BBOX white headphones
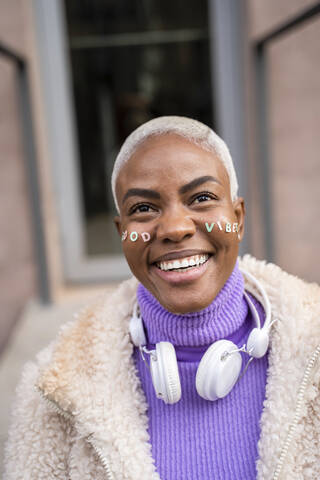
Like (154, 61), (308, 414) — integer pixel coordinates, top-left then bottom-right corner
(129, 268), (276, 404)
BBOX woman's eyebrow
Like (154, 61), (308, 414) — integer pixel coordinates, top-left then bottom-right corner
(122, 188), (161, 205)
(179, 175), (222, 194)
(122, 176), (222, 205)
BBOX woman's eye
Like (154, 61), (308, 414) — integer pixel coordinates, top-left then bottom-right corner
(130, 204), (154, 214)
(192, 193), (217, 204)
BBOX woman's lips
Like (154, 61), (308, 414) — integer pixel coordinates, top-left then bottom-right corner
(150, 255), (212, 284)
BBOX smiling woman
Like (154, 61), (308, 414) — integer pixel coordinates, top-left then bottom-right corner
(4, 116), (320, 480)
(113, 127), (245, 314)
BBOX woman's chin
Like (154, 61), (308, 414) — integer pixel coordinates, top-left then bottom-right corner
(156, 293), (214, 315)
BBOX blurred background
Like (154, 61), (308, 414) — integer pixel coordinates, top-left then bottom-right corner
(0, 0), (320, 470)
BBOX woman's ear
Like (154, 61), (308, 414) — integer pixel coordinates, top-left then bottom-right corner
(232, 197), (245, 240)
(114, 215), (122, 237)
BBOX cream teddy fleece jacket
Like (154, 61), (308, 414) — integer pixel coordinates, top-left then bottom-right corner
(3, 254), (320, 480)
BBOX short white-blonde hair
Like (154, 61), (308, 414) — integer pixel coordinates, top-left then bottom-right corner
(111, 115), (238, 213)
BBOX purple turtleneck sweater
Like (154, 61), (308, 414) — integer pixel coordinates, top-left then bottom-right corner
(133, 260), (269, 479)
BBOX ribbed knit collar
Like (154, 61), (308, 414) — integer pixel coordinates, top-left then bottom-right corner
(136, 259), (249, 347)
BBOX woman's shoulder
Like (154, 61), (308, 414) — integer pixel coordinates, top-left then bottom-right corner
(27, 276), (139, 416)
(239, 253), (320, 301)
(239, 253), (320, 350)
(3, 337), (78, 479)
(9, 275), (139, 419)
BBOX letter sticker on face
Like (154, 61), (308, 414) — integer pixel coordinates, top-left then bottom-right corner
(121, 230), (128, 241)
(129, 231), (138, 242)
(205, 222), (215, 233)
(141, 232), (151, 242)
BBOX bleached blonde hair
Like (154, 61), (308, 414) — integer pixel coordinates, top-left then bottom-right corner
(111, 116), (238, 213)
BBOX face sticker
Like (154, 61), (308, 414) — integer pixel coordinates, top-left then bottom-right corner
(129, 231), (139, 242)
(141, 232), (151, 242)
(205, 221), (239, 233)
(122, 221), (239, 244)
(121, 230), (151, 242)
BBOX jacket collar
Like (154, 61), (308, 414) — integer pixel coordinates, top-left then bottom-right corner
(35, 254), (320, 480)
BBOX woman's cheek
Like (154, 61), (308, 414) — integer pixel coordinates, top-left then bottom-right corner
(121, 225), (153, 264)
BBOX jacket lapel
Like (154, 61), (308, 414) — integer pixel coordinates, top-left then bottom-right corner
(36, 276), (160, 480)
(239, 254), (320, 480)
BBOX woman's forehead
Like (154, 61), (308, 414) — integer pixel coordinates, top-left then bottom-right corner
(119, 133), (230, 184)
(115, 134), (231, 208)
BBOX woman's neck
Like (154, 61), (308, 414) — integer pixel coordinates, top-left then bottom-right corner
(136, 260), (249, 347)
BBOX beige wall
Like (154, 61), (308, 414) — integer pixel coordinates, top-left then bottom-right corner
(0, 0), (70, 355)
(0, 0), (37, 354)
(246, 0), (320, 283)
(248, 0), (319, 40)
(0, 1), (111, 356)
(268, 15), (320, 281)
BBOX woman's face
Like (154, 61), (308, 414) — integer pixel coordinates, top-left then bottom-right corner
(114, 134), (245, 314)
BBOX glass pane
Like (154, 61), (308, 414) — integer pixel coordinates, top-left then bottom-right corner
(65, 0), (208, 36)
(64, 0), (214, 256)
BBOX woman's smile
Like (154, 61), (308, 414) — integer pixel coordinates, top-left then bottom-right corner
(150, 252), (213, 284)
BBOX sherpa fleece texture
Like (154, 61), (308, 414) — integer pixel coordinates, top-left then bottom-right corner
(3, 254), (320, 480)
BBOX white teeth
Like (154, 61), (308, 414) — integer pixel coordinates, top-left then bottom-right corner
(156, 254), (209, 271)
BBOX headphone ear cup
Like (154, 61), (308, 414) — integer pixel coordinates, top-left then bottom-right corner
(150, 342), (181, 404)
(129, 308), (147, 347)
(246, 328), (269, 358)
(196, 340), (242, 401)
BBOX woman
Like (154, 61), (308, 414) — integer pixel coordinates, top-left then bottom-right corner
(4, 116), (320, 480)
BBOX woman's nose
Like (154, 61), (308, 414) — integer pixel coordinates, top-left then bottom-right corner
(156, 207), (196, 243)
